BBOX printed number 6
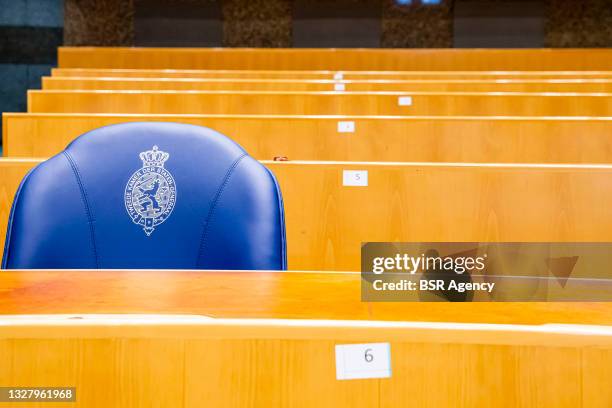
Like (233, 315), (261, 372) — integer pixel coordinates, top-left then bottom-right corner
(364, 348), (374, 363)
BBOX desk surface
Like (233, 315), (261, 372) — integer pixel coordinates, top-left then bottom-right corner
(1, 270), (611, 407)
(1, 270), (612, 326)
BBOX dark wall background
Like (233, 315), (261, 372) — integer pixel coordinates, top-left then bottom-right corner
(62, 0), (612, 48)
(546, 0), (612, 47)
(134, 0), (222, 46)
(382, 0), (453, 48)
(64, 0), (133, 45)
(224, 0), (292, 47)
(0, 0), (63, 134)
(293, 0), (381, 48)
(454, 1), (546, 48)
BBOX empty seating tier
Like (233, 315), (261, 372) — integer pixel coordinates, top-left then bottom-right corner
(1, 159), (612, 271)
(41, 77), (612, 92)
(51, 67), (612, 80)
(26, 90), (612, 116)
(4, 113), (612, 163)
(58, 47), (612, 70)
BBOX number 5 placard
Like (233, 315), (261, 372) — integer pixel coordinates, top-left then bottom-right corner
(335, 343), (391, 380)
(342, 170), (368, 186)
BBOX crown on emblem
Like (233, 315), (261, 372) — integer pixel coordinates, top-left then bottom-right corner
(140, 145), (169, 167)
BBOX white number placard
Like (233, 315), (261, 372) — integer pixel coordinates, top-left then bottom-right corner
(334, 83), (346, 91)
(335, 343), (391, 380)
(398, 96), (413, 106)
(337, 121), (355, 133)
(334, 72), (344, 80)
(342, 170), (368, 186)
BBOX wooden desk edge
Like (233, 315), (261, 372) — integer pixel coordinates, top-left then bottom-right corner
(1, 317), (611, 347)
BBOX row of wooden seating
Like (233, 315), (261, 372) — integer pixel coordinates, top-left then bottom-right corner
(27, 90), (612, 116)
(2, 159), (612, 271)
(58, 47), (612, 70)
(4, 53), (611, 273)
(3, 47), (612, 407)
(42, 76), (612, 92)
(52, 67), (612, 80)
(3, 52), (609, 275)
(5, 113), (612, 163)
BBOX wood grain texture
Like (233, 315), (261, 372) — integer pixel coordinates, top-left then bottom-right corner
(57, 47), (612, 70)
(41, 76), (612, 92)
(2, 160), (612, 271)
(51, 67), (612, 80)
(0, 271), (611, 407)
(0, 160), (40, 264)
(5, 113), (612, 164)
(0, 333), (609, 407)
(2, 270), (612, 324)
(26, 90), (612, 116)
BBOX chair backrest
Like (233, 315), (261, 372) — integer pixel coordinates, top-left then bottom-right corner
(2, 122), (286, 270)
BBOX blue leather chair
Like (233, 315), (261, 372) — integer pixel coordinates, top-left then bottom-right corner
(2, 122), (287, 270)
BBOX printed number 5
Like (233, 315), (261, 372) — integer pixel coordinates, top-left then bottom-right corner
(364, 348), (374, 363)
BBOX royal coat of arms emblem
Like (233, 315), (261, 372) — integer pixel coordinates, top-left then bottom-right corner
(124, 145), (177, 236)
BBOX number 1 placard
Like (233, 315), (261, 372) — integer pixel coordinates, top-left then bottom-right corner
(335, 343), (391, 380)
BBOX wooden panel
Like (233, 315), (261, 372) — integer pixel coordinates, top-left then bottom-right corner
(5, 113), (612, 164)
(582, 347), (612, 408)
(26, 90), (612, 116)
(2, 160), (612, 271)
(57, 47), (612, 70)
(0, 272), (611, 407)
(41, 76), (612, 93)
(52, 67), (612, 80)
(0, 160), (39, 264)
(1, 319), (610, 407)
(2, 270), (612, 323)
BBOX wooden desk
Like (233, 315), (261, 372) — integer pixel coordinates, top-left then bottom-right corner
(0, 270), (611, 407)
(41, 76), (612, 93)
(51, 68), (612, 80)
(2, 160), (612, 271)
(57, 47), (612, 70)
(2, 270), (612, 322)
(5, 113), (612, 163)
(27, 90), (612, 116)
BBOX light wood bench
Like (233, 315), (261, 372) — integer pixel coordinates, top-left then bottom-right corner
(41, 76), (612, 93)
(51, 67), (612, 80)
(5, 113), (612, 163)
(57, 47), (612, 70)
(2, 159), (612, 271)
(27, 90), (612, 116)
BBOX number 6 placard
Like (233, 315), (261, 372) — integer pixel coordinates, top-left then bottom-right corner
(335, 342), (391, 380)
